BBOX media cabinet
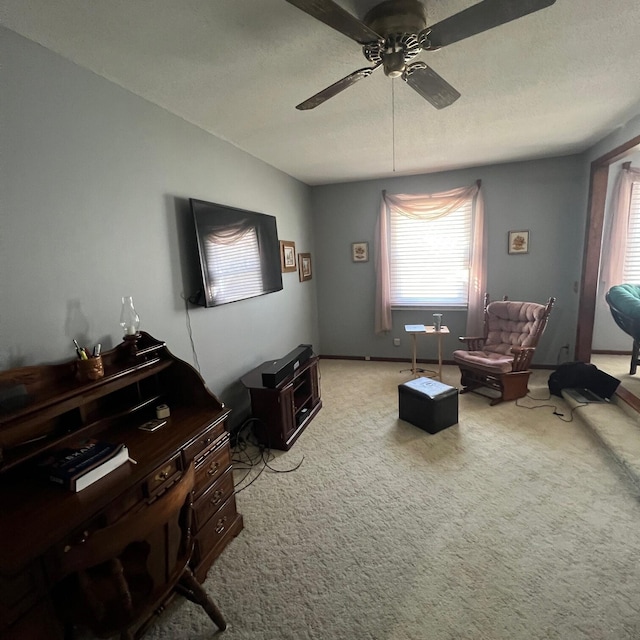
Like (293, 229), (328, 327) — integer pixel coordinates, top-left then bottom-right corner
(241, 355), (321, 450)
(0, 333), (242, 639)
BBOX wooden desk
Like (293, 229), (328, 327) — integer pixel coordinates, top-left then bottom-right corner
(404, 325), (450, 380)
(0, 333), (243, 639)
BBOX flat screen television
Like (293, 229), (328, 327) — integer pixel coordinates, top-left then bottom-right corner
(190, 198), (283, 308)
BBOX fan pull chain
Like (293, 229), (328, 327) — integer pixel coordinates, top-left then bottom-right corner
(392, 78), (396, 173)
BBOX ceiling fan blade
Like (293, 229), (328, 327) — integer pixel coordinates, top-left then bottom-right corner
(402, 63), (461, 110)
(296, 66), (378, 110)
(285, 0), (382, 45)
(427, 0), (556, 48)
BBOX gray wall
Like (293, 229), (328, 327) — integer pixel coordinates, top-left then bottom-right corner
(0, 27), (319, 426)
(310, 156), (587, 367)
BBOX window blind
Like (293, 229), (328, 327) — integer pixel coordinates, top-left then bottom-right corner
(623, 181), (640, 282)
(389, 199), (472, 307)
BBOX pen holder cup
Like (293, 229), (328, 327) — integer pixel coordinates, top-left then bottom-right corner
(76, 356), (104, 382)
(433, 314), (443, 332)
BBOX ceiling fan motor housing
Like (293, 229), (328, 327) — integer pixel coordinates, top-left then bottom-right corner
(363, 0), (427, 36)
(363, 0), (428, 76)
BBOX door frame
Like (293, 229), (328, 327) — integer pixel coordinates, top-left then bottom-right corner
(575, 133), (640, 363)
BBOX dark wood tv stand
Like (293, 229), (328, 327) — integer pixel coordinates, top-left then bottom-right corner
(241, 356), (321, 450)
(0, 333), (242, 639)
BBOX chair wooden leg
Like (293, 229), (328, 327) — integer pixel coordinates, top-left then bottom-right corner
(177, 567), (227, 632)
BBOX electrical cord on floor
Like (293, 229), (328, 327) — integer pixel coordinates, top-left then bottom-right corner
(231, 417), (304, 494)
(516, 391), (588, 422)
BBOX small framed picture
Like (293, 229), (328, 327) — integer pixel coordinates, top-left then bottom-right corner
(352, 242), (369, 262)
(298, 253), (312, 282)
(280, 240), (297, 272)
(508, 230), (529, 254)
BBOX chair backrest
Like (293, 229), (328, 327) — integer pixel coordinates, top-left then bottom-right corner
(606, 284), (640, 340)
(56, 463), (195, 637)
(483, 296), (555, 355)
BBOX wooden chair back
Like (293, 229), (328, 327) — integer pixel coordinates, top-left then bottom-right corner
(55, 464), (197, 638)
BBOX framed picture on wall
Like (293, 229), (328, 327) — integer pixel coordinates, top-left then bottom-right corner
(352, 242), (369, 262)
(508, 230), (529, 254)
(280, 240), (297, 272)
(298, 253), (312, 282)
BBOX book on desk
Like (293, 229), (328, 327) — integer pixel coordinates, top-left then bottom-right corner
(38, 440), (130, 492)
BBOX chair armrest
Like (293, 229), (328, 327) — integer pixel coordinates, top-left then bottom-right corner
(510, 346), (535, 371)
(458, 336), (486, 351)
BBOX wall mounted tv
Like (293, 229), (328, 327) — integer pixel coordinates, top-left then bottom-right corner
(190, 198), (283, 308)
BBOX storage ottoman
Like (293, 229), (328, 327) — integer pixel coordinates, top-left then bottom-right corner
(398, 378), (458, 434)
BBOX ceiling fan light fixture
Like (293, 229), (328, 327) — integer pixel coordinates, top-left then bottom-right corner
(383, 50), (405, 77)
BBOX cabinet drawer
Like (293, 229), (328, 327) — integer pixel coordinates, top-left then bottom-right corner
(193, 495), (238, 565)
(193, 468), (235, 532)
(193, 437), (231, 496)
(144, 453), (182, 498)
(183, 418), (227, 463)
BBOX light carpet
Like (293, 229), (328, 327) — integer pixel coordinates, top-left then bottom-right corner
(147, 360), (640, 640)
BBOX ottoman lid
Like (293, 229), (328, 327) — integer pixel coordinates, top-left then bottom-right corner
(400, 377), (456, 399)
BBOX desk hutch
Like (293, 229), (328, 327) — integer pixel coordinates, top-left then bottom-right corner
(0, 333), (242, 639)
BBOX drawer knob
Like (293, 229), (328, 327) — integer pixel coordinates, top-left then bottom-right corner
(157, 470), (169, 481)
(207, 461), (220, 476)
(210, 490), (223, 506)
(215, 516), (228, 534)
(64, 530), (89, 552)
(202, 437), (212, 446)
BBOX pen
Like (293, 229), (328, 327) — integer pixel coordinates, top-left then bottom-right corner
(95, 344), (101, 357)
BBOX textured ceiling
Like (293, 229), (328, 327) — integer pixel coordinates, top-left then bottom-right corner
(2, 0), (640, 185)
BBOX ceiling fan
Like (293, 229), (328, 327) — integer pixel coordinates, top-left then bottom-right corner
(285, 0), (556, 110)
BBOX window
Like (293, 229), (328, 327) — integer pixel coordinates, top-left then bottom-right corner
(389, 198), (472, 307)
(623, 181), (640, 282)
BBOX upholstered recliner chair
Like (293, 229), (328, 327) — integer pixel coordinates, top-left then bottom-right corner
(606, 284), (640, 374)
(453, 294), (555, 405)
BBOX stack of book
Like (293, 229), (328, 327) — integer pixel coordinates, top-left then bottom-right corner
(39, 440), (130, 492)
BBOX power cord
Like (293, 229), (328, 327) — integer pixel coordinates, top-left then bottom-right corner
(231, 417), (304, 494)
(516, 391), (588, 422)
(181, 292), (201, 375)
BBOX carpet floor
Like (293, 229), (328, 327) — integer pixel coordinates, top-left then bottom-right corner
(146, 360), (640, 640)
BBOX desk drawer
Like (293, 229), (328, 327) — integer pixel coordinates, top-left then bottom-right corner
(193, 468), (234, 532)
(183, 418), (227, 463)
(193, 437), (231, 497)
(192, 495), (238, 566)
(144, 453), (182, 498)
